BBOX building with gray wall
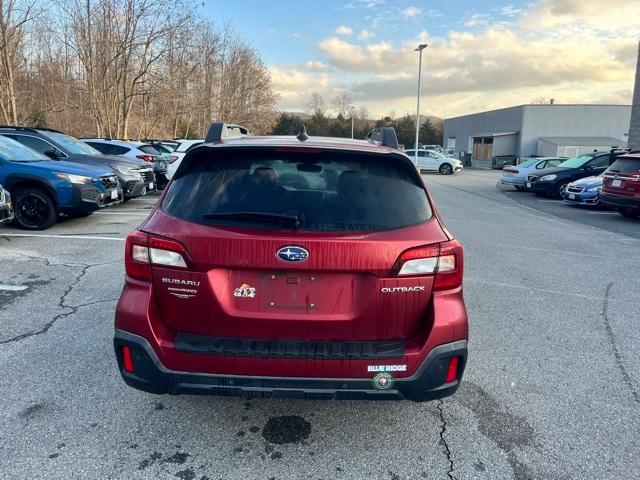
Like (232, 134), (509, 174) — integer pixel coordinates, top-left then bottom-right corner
(443, 104), (631, 161)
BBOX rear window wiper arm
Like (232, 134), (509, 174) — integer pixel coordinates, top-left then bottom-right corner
(202, 212), (300, 228)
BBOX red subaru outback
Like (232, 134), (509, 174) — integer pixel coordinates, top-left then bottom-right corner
(114, 124), (468, 401)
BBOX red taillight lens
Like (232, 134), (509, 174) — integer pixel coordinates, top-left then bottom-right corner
(124, 232), (189, 282)
(434, 240), (463, 291)
(396, 239), (463, 291)
(122, 346), (135, 373)
(136, 154), (154, 163)
(445, 356), (459, 383)
(125, 230), (151, 281)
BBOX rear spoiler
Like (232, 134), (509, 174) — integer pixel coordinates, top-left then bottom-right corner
(205, 123), (252, 143)
(365, 127), (399, 149)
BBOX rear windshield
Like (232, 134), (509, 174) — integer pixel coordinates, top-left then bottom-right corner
(607, 157), (640, 174)
(162, 149), (432, 232)
(138, 144), (161, 155)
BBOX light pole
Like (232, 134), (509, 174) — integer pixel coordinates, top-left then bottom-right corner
(350, 105), (355, 139)
(414, 44), (428, 162)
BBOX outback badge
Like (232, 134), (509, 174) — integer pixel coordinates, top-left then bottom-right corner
(276, 246), (309, 262)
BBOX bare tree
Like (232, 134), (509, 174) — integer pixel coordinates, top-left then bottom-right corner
(0, 0), (36, 124)
(332, 93), (352, 117)
(306, 92), (325, 116)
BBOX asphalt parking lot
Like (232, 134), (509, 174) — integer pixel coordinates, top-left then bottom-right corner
(1, 170), (639, 480)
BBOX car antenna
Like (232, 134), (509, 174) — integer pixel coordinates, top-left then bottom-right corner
(296, 125), (309, 142)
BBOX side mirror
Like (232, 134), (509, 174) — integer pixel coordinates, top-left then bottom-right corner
(44, 149), (63, 160)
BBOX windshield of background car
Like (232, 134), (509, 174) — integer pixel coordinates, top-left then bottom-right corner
(607, 157), (640, 174)
(43, 132), (102, 155)
(557, 155), (592, 169)
(0, 136), (49, 162)
(162, 149), (432, 232)
(517, 159), (538, 168)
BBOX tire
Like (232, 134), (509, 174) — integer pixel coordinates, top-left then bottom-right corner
(555, 182), (568, 199)
(617, 207), (640, 219)
(439, 163), (453, 175)
(13, 187), (57, 230)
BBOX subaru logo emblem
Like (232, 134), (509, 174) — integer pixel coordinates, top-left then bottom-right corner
(276, 246), (309, 262)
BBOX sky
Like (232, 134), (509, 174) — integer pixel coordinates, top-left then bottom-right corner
(203, 0), (640, 119)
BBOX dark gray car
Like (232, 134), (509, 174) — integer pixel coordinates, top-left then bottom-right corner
(0, 127), (154, 199)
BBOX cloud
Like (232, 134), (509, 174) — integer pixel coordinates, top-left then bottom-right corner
(305, 60), (328, 71)
(401, 6), (421, 18)
(358, 29), (375, 40)
(292, 32), (301, 39)
(275, 0), (639, 116)
(336, 25), (353, 36)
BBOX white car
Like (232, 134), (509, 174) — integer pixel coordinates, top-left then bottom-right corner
(500, 157), (564, 190)
(405, 149), (463, 175)
(166, 139), (204, 179)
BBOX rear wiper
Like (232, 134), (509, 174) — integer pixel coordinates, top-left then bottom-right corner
(202, 211), (300, 228)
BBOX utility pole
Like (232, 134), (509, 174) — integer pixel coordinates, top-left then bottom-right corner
(414, 44), (428, 162)
(629, 41), (640, 150)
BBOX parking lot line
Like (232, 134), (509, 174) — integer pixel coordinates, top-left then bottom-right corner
(0, 233), (124, 241)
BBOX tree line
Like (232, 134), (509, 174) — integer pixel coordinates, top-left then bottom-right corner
(0, 0), (276, 139)
(271, 92), (443, 148)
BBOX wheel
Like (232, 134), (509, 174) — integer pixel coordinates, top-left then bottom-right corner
(439, 163), (453, 175)
(555, 182), (568, 199)
(617, 208), (640, 219)
(514, 186), (525, 191)
(13, 187), (57, 230)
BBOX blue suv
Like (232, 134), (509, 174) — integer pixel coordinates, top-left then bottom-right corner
(0, 136), (122, 230)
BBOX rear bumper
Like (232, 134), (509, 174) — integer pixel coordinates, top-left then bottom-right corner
(600, 192), (640, 210)
(114, 329), (468, 402)
(563, 191), (600, 206)
(525, 180), (554, 193)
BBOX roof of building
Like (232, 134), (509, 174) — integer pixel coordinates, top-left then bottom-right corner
(469, 132), (518, 137)
(445, 104), (631, 121)
(538, 136), (627, 147)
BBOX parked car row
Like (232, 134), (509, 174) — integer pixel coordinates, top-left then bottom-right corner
(501, 149), (640, 219)
(0, 125), (210, 230)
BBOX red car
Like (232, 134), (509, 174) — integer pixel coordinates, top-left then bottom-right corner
(114, 124), (468, 401)
(601, 152), (640, 218)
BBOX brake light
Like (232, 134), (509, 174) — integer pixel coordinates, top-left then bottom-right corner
(167, 155), (178, 164)
(396, 239), (463, 291)
(124, 231), (189, 281)
(136, 154), (155, 163)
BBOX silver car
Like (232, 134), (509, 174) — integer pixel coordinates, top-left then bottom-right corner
(0, 183), (14, 226)
(501, 157), (564, 190)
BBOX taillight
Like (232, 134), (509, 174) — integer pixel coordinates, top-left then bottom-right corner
(395, 239), (463, 291)
(167, 155), (178, 164)
(136, 154), (155, 163)
(124, 231), (189, 281)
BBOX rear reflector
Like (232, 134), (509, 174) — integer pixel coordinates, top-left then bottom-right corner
(122, 346), (135, 373)
(445, 356), (459, 383)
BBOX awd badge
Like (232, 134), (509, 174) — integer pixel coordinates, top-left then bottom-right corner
(233, 283), (256, 298)
(372, 372), (394, 390)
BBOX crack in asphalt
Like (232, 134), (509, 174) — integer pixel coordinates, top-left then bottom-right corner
(601, 282), (639, 404)
(437, 400), (456, 480)
(0, 261), (119, 346)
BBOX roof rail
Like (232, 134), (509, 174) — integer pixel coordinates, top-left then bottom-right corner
(205, 123), (252, 143)
(0, 125), (63, 134)
(365, 127), (399, 149)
